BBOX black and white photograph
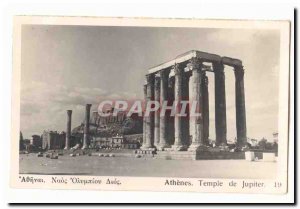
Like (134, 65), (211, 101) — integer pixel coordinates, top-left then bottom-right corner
(10, 16), (291, 195)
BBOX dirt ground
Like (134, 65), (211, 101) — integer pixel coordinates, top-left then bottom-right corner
(19, 153), (277, 179)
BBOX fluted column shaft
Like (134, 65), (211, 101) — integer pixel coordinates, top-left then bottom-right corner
(182, 72), (190, 146)
(64, 110), (72, 149)
(158, 70), (170, 150)
(154, 75), (160, 147)
(167, 77), (175, 146)
(82, 104), (92, 149)
(188, 58), (205, 151)
(202, 73), (209, 145)
(142, 74), (155, 149)
(213, 62), (227, 146)
(172, 63), (187, 151)
(235, 66), (247, 146)
(142, 84), (147, 147)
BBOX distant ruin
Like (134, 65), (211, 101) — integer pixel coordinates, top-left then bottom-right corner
(65, 106), (143, 149)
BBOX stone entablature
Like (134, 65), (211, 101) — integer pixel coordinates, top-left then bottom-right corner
(148, 50), (242, 75)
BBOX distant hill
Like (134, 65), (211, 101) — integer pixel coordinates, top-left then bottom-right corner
(71, 113), (143, 137)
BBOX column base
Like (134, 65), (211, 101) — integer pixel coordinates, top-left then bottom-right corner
(171, 144), (187, 151)
(188, 144), (207, 152)
(156, 144), (171, 151)
(217, 142), (228, 148)
(64, 147), (69, 150)
(237, 138), (248, 148)
(217, 144), (230, 152)
(216, 141), (227, 146)
(140, 145), (155, 151)
(81, 146), (88, 149)
(237, 142), (249, 151)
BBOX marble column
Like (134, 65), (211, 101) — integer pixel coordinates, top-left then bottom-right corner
(154, 75), (161, 147)
(172, 63), (187, 151)
(142, 83), (147, 148)
(64, 110), (72, 149)
(202, 72), (209, 145)
(157, 70), (170, 150)
(182, 71), (190, 146)
(167, 76), (175, 146)
(235, 66), (247, 147)
(213, 62), (227, 146)
(142, 74), (155, 149)
(82, 104), (92, 149)
(188, 58), (205, 151)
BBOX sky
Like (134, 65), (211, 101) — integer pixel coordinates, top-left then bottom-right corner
(20, 25), (280, 141)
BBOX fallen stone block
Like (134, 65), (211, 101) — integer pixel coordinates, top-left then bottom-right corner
(245, 151), (255, 161)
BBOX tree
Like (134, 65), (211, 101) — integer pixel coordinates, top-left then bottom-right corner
(19, 131), (25, 150)
(258, 138), (267, 150)
(273, 142), (278, 153)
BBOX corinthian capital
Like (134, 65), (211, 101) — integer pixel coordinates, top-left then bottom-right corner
(67, 110), (72, 116)
(146, 74), (155, 84)
(159, 69), (169, 81)
(234, 66), (245, 79)
(212, 61), (224, 73)
(173, 63), (184, 75)
(187, 57), (202, 71)
(85, 104), (92, 110)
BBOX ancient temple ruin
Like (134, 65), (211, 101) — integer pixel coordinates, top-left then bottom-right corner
(141, 50), (247, 151)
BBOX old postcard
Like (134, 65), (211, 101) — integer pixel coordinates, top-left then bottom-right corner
(10, 16), (291, 195)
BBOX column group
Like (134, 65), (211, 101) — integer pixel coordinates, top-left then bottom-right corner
(64, 103), (92, 150)
(142, 57), (247, 151)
